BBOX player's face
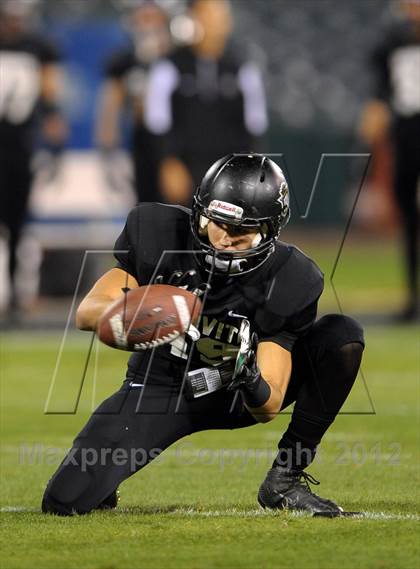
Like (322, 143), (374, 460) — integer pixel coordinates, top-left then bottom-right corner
(207, 220), (259, 251)
(0, 12), (26, 37)
(400, 1), (420, 22)
(130, 4), (167, 32)
(192, 0), (232, 42)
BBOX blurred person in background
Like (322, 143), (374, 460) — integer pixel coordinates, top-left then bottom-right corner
(95, 0), (172, 203)
(359, 0), (419, 322)
(0, 0), (67, 316)
(145, 0), (268, 205)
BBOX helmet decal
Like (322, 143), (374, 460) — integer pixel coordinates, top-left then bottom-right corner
(276, 181), (289, 206)
(208, 200), (244, 220)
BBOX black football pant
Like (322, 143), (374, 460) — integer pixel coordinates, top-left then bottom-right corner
(132, 131), (160, 203)
(393, 115), (419, 309)
(0, 147), (32, 306)
(42, 314), (364, 515)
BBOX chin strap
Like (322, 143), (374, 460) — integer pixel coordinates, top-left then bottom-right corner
(204, 253), (246, 274)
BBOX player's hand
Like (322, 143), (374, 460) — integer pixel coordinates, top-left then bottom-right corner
(159, 157), (193, 206)
(154, 269), (196, 287)
(358, 100), (391, 145)
(153, 269), (211, 298)
(41, 113), (68, 145)
(227, 332), (260, 391)
(153, 270), (207, 342)
(99, 147), (133, 194)
(31, 147), (63, 185)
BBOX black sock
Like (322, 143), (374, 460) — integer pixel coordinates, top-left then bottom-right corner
(273, 431), (317, 470)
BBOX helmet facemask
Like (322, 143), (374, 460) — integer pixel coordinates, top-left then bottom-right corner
(191, 200), (280, 276)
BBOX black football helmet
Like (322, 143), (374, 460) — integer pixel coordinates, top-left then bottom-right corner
(191, 153), (290, 276)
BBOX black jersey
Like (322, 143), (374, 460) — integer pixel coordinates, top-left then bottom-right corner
(371, 19), (420, 118)
(106, 48), (149, 87)
(114, 203), (323, 384)
(105, 47), (152, 143)
(0, 33), (60, 150)
(145, 43), (268, 187)
(104, 47), (163, 202)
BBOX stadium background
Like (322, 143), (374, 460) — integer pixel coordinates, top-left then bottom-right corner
(1, 2), (418, 569)
(0, 0), (401, 308)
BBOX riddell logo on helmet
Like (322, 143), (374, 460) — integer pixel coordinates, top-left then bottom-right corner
(208, 200), (243, 219)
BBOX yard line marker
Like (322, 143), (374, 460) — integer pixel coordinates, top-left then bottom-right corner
(1, 506), (38, 512)
(1, 506), (419, 521)
(118, 508), (420, 521)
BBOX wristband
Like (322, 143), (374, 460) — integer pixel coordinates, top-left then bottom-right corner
(242, 373), (271, 408)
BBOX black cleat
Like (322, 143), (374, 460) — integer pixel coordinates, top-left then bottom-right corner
(258, 466), (343, 516)
(96, 489), (120, 510)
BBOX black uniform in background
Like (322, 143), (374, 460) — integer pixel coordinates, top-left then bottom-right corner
(145, 44), (268, 188)
(0, 34), (59, 302)
(105, 48), (162, 203)
(371, 19), (420, 315)
(42, 204), (364, 515)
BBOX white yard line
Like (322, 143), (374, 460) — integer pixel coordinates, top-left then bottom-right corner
(1, 506), (418, 521)
(1, 506), (38, 512)
(356, 512), (420, 521)
(165, 509), (420, 521)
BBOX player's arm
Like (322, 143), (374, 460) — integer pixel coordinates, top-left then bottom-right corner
(144, 60), (193, 203)
(252, 341), (292, 422)
(358, 39), (391, 146)
(76, 268), (139, 331)
(95, 78), (125, 149)
(159, 156), (193, 205)
(358, 99), (391, 145)
(228, 337), (291, 424)
(39, 62), (68, 145)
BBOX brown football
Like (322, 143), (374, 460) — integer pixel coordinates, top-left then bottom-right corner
(96, 284), (202, 351)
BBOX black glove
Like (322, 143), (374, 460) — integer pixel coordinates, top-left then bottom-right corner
(154, 269), (211, 298)
(153, 269), (209, 342)
(227, 331), (271, 408)
(227, 332), (259, 391)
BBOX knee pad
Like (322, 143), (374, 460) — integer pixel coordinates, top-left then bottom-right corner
(41, 452), (94, 515)
(41, 474), (86, 515)
(41, 491), (75, 516)
(315, 314), (365, 350)
(339, 341), (364, 372)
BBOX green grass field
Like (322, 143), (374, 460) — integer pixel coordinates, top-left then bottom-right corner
(1, 238), (419, 569)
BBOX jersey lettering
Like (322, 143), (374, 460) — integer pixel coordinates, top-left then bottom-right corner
(195, 337), (238, 365)
(170, 314), (240, 365)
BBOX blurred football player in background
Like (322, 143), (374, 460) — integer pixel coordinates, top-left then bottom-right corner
(95, 0), (172, 203)
(0, 0), (67, 315)
(359, 0), (419, 322)
(145, 0), (268, 205)
(42, 154), (364, 517)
